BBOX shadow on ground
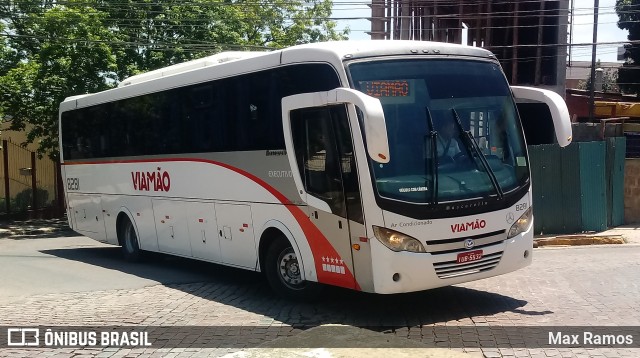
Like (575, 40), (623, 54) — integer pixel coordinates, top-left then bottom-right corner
(42, 245), (546, 334)
(0, 218), (76, 239)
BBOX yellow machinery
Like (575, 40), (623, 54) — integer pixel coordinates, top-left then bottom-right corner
(595, 101), (640, 119)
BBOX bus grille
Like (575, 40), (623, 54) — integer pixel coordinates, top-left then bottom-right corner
(433, 251), (503, 279)
(424, 230), (505, 255)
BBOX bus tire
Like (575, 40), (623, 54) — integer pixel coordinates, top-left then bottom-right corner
(120, 218), (142, 262)
(265, 238), (322, 300)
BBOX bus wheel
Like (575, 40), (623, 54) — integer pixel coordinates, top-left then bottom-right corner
(265, 238), (321, 299)
(120, 218), (142, 262)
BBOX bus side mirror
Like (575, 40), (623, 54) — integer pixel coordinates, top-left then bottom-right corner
(282, 88), (390, 163)
(511, 86), (572, 147)
(328, 88), (390, 163)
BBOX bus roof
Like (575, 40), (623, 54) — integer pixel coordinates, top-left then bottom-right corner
(116, 41), (494, 88)
(118, 51), (266, 88)
(61, 40), (495, 109)
(280, 40), (494, 61)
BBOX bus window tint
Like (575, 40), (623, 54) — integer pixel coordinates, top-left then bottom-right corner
(61, 64), (341, 160)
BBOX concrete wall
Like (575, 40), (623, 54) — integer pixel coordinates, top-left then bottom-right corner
(625, 158), (640, 224)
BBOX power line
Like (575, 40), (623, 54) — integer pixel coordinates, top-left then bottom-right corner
(0, 0), (630, 26)
(0, 1), (628, 21)
(0, 0), (632, 59)
(1, 11), (637, 32)
(0, 33), (275, 50)
(0, 31), (630, 64)
(1, 31), (633, 50)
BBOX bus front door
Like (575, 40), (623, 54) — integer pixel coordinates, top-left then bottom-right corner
(285, 104), (361, 290)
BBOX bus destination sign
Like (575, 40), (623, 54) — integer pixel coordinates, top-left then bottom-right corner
(359, 80), (410, 98)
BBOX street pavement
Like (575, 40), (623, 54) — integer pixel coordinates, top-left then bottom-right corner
(0, 219), (639, 357)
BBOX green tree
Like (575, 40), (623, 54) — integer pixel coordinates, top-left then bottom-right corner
(0, 0), (347, 158)
(0, 3), (117, 158)
(616, 0), (640, 94)
(577, 60), (620, 93)
(97, 0), (347, 80)
(0, 22), (19, 77)
(98, 0), (243, 79)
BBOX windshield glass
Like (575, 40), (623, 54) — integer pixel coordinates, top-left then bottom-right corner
(349, 59), (528, 204)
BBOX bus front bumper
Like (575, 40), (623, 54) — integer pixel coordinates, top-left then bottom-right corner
(369, 229), (533, 294)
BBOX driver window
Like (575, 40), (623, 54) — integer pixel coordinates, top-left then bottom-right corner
(291, 107), (346, 217)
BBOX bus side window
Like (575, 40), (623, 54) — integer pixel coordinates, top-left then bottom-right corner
(61, 113), (78, 159)
(236, 72), (273, 151)
(187, 85), (215, 152)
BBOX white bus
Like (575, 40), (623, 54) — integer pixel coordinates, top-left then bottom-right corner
(59, 41), (571, 298)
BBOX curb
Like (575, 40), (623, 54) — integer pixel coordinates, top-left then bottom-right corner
(533, 235), (626, 247)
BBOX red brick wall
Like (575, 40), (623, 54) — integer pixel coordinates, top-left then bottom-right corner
(625, 159), (640, 224)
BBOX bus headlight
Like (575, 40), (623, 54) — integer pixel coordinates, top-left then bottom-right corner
(507, 207), (533, 239)
(372, 226), (426, 253)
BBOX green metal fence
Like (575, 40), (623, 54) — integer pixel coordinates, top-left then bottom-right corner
(529, 137), (625, 235)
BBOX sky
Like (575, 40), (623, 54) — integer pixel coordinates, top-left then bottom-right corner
(333, 0), (629, 63)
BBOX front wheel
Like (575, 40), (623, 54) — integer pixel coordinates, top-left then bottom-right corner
(120, 218), (142, 262)
(264, 238), (322, 300)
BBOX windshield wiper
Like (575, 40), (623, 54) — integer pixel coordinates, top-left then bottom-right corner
(451, 108), (504, 200)
(425, 107), (438, 204)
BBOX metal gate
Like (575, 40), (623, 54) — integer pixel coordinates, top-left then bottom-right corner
(528, 137), (625, 235)
(0, 140), (64, 218)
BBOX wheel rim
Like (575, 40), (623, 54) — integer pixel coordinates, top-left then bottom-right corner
(277, 247), (304, 290)
(124, 223), (136, 254)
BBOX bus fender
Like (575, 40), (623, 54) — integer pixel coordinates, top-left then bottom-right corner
(257, 220), (317, 283)
(116, 207), (143, 250)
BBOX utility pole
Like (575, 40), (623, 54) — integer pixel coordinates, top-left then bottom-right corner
(588, 0), (599, 122)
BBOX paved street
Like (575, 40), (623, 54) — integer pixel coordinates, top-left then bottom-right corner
(0, 228), (639, 357)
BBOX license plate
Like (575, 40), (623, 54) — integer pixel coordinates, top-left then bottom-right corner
(457, 250), (483, 264)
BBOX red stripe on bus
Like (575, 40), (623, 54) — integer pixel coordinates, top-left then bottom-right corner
(63, 158), (360, 290)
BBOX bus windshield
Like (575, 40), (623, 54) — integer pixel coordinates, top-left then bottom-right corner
(349, 59), (529, 204)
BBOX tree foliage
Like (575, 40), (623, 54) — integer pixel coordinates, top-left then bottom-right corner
(577, 60), (620, 93)
(616, 0), (640, 94)
(0, 0), (347, 159)
(2, 4), (118, 157)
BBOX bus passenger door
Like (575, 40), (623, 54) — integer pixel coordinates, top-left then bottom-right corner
(285, 104), (358, 289)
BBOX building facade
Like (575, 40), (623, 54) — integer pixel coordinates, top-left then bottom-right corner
(369, 0), (569, 95)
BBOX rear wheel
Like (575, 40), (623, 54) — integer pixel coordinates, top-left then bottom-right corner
(265, 238), (322, 299)
(120, 218), (142, 262)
